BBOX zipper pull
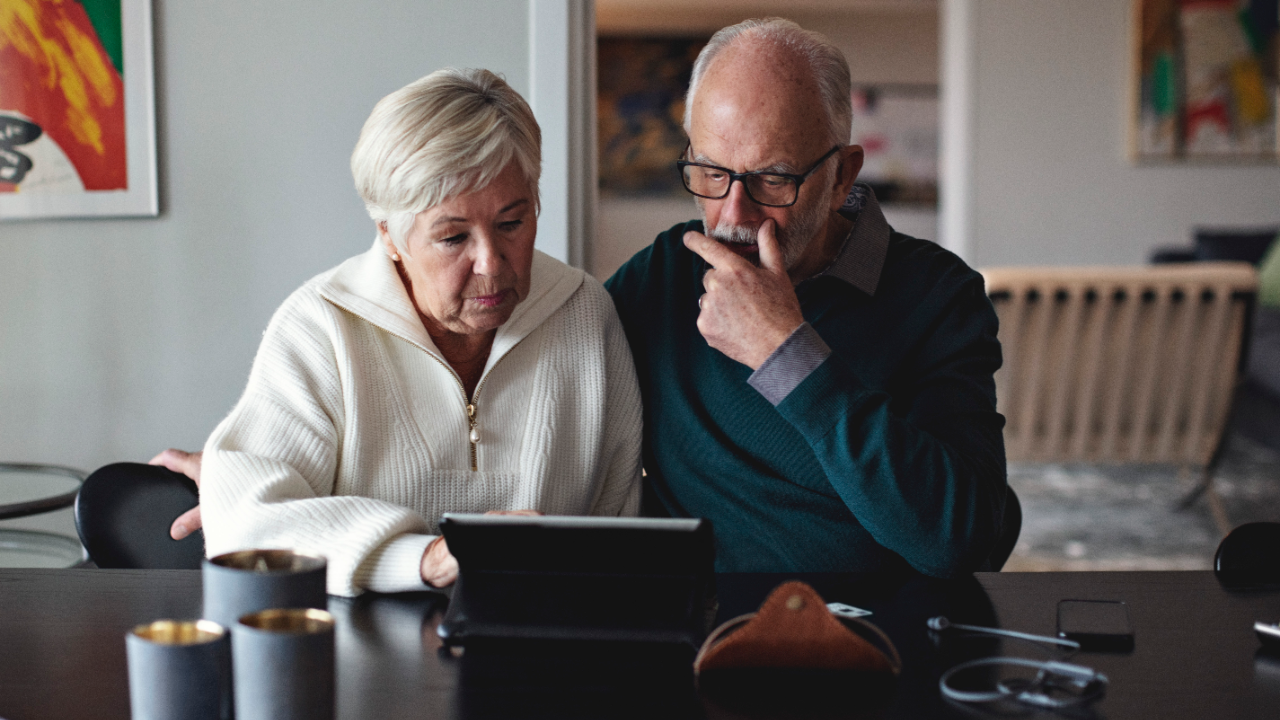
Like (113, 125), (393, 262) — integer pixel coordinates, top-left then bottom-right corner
(467, 402), (479, 472)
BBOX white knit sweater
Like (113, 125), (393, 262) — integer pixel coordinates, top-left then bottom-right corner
(201, 241), (643, 596)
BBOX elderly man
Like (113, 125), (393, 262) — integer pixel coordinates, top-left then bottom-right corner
(602, 18), (1008, 577)
(162, 17), (1007, 578)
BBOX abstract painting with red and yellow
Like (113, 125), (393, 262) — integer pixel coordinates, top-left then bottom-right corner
(1136, 0), (1279, 158)
(0, 0), (127, 194)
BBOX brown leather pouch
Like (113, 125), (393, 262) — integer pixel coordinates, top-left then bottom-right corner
(694, 580), (902, 676)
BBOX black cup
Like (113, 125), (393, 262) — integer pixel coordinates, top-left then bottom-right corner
(202, 549), (327, 629)
(233, 608), (336, 720)
(126, 619), (233, 720)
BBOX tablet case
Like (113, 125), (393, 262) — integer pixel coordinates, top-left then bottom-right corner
(436, 514), (716, 646)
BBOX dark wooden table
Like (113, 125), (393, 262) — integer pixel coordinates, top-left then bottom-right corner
(0, 569), (1277, 719)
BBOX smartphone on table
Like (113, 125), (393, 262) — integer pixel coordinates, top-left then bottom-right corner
(1057, 599), (1134, 652)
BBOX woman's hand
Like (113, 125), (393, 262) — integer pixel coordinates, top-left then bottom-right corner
(150, 449), (204, 540)
(420, 536), (460, 587)
(419, 510), (541, 587)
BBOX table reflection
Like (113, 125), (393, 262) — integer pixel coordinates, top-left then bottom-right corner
(324, 571), (1001, 720)
(328, 591), (456, 719)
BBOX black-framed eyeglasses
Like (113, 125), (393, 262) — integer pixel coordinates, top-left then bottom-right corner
(676, 145), (841, 208)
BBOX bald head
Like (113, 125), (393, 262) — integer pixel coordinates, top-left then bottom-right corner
(690, 37), (829, 171)
(684, 18), (852, 147)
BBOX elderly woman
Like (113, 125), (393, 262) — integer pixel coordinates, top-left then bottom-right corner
(198, 68), (642, 597)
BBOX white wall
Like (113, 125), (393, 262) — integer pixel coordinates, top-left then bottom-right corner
(0, 0), (531, 474)
(803, 9), (938, 85)
(966, 0), (1280, 267)
(593, 5), (941, 280)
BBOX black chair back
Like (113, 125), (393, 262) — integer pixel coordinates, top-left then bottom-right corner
(74, 462), (204, 569)
(1194, 228), (1279, 265)
(1214, 522), (1280, 589)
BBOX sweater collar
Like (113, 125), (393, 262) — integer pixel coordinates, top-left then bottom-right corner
(315, 239), (584, 372)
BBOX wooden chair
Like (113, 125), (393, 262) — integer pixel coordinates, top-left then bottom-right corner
(982, 263), (1258, 533)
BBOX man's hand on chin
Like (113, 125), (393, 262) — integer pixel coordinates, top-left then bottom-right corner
(684, 219), (805, 370)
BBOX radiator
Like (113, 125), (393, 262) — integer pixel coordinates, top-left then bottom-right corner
(983, 263), (1258, 465)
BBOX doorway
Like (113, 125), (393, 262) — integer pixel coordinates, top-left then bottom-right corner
(592, 0), (942, 279)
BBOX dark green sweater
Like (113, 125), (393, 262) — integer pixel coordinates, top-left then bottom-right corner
(604, 219), (1007, 578)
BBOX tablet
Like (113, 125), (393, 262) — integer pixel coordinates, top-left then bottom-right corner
(436, 514), (716, 646)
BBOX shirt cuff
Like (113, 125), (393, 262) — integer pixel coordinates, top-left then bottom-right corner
(748, 322), (832, 406)
(351, 533), (434, 594)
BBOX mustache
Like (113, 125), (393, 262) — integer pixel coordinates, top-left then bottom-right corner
(707, 224), (758, 245)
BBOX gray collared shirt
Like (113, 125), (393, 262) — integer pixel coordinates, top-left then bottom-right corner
(746, 184), (892, 405)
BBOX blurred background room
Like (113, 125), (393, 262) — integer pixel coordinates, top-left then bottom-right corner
(2, 0), (1279, 572)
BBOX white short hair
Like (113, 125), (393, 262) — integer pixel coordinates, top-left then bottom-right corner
(351, 68), (541, 254)
(684, 18), (852, 147)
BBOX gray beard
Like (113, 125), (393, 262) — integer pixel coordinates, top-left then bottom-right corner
(698, 183), (831, 272)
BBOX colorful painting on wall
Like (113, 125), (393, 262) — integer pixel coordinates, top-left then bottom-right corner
(597, 36), (942, 207)
(0, 0), (156, 219)
(1133, 0), (1279, 160)
(598, 36), (707, 198)
(850, 85), (938, 206)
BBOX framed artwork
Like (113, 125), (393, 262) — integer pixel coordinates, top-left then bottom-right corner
(597, 35), (707, 197)
(1132, 0), (1279, 160)
(849, 84), (938, 205)
(0, 0), (157, 220)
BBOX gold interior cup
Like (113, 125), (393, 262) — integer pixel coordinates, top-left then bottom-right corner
(132, 619), (226, 645)
(239, 608), (335, 634)
(209, 549), (326, 574)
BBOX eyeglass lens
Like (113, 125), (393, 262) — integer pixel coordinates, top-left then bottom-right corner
(681, 166), (798, 206)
